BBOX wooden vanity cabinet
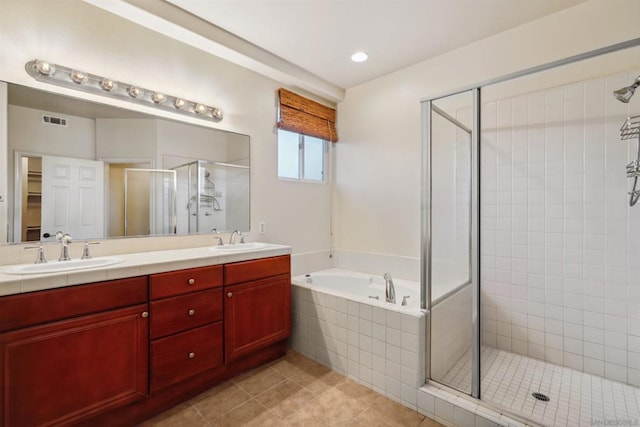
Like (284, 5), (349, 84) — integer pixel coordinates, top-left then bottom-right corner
(149, 265), (224, 392)
(223, 255), (291, 362)
(0, 277), (149, 427)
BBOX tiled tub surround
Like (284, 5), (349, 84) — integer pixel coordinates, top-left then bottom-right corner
(0, 241), (291, 296)
(290, 269), (426, 409)
(479, 68), (640, 386)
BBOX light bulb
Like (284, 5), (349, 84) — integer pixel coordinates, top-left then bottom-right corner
(152, 93), (166, 104)
(211, 108), (223, 120)
(70, 70), (87, 84)
(174, 98), (186, 109)
(100, 78), (116, 92)
(195, 103), (207, 114)
(128, 86), (142, 98)
(36, 60), (55, 76)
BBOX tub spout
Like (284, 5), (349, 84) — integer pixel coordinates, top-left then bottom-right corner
(384, 273), (396, 304)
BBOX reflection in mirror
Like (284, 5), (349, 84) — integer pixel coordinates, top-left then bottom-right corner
(5, 83), (250, 243)
(124, 169), (176, 236)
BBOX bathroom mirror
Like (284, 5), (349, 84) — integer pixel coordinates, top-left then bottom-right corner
(4, 83), (250, 243)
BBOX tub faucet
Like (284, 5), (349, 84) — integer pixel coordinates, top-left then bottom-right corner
(384, 273), (396, 304)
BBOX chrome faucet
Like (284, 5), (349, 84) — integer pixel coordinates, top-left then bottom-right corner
(56, 231), (72, 261)
(229, 230), (240, 245)
(81, 242), (100, 259)
(384, 272), (396, 304)
(211, 229), (223, 246)
(25, 244), (47, 264)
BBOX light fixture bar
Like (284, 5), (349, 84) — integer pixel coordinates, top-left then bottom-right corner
(25, 59), (223, 122)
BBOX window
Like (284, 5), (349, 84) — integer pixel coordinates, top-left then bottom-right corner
(277, 129), (327, 182)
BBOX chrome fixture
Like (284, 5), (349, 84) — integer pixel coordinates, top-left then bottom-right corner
(305, 274), (313, 284)
(55, 231), (72, 261)
(81, 242), (100, 260)
(25, 245), (47, 264)
(229, 230), (240, 245)
(620, 115), (640, 206)
(613, 75), (640, 103)
(401, 295), (411, 306)
(213, 236), (224, 246)
(384, 272), (396, 304)
(25, 60), (223, 122)
(368, 295), (380, 300)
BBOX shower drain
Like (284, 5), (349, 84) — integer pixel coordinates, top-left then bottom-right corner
(532, 392), (550, 402)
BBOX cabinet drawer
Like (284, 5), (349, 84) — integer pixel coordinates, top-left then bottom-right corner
(150, 265), (222, 299)
(150, 289), (222, 339)
(0, 276), (148, 333)
(224, 255), (290, 285)
(150, 322), (223, 392)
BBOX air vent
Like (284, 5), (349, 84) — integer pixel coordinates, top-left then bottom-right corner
(43, 115), (67, 127)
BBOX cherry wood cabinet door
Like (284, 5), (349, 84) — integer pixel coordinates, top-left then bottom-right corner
(0, 304), (149, 427)
(224, 274), (291, 363)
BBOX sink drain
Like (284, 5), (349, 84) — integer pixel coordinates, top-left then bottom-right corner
(532, 392), (550, 402)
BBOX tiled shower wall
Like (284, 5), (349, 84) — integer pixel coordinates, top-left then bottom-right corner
(480, 69), (640, 386)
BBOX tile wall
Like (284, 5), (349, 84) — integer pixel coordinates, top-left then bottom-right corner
(480, 69), (640, 386)
(289, 284), (426, 410)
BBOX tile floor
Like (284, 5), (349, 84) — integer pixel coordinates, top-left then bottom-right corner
(141, 350), (444, 426)
(441, 346), (640, 427)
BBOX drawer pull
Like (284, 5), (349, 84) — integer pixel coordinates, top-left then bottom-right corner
(188, 278), (195, 285)
(188, 352), (195, 359)
(227, 292), (232, 298)
(188, 309), (195, 316)
(141, 311), (149, 318)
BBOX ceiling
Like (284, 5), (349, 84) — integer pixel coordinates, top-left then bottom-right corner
(167, 0), (586, 89)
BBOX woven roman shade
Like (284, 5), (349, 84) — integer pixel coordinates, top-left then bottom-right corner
(277, 88), (338, 142)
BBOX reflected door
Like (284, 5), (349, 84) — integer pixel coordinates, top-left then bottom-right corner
(41, 155), (104, 241)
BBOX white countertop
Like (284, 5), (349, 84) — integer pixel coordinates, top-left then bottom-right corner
(0, 243), (291, 297)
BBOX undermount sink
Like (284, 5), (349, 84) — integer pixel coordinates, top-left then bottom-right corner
(3, 257), (125, 275)
(210, 242), (269, 252)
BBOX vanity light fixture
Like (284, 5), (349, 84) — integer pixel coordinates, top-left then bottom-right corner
(25, 59), (224, 122)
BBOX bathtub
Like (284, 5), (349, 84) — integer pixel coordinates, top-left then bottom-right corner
(289, 268), (426, 407)
(292, 268), (420, 310)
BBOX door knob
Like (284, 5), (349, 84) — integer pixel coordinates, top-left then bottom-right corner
(227, 292), (232, 298)
(188, 309), (195, 316)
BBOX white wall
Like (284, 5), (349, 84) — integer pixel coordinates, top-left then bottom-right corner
(335, 0), (640, 263)
(0, 0), (332, 271)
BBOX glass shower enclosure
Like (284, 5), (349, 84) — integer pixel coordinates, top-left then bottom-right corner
(422, 42), (640, 426)
(172, 160), (250, 234)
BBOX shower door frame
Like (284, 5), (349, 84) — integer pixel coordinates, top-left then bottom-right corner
(421, 37), (640, 400)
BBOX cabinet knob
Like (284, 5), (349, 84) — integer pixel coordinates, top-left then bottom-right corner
(188, 309), (195, 316)
(227, 292), (232, 298)
(141, 311), (149, 318)
(188, 278), (195, 285)
(188, 352), (195, 359)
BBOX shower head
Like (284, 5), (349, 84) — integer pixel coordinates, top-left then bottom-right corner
(613, 75), (640, 103)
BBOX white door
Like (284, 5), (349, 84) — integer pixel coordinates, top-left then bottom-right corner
(41, 155), (104, 241)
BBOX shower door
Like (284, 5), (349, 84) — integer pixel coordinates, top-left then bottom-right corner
(423, 89), (481, 397)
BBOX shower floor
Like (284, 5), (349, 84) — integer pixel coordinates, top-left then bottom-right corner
(441, 347), (640, 427)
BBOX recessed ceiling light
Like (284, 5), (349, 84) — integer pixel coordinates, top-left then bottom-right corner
(351, 51), (368, 63)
